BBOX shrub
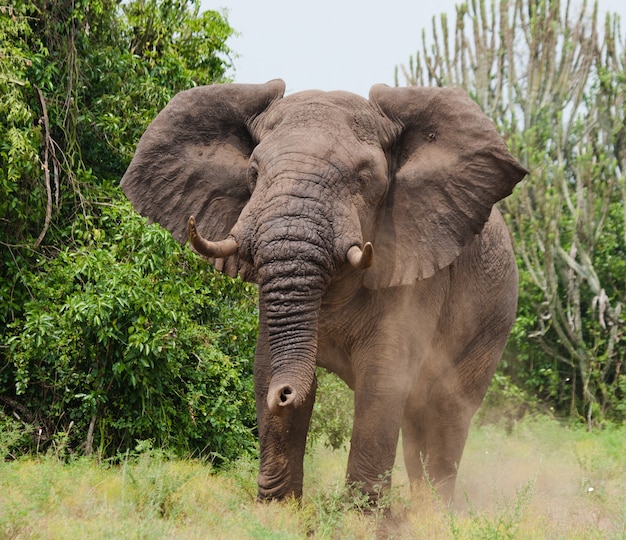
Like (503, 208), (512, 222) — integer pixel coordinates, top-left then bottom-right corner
(4, 201), (258, 462)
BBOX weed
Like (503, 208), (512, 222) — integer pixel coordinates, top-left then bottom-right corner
(122, 441), (193, 519)
(0, 411), (31, 460)
(462, 479), (535, 540)
(222, 454), (259, 502)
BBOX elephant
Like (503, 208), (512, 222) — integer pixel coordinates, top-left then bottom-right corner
(120, 79), (527, 503)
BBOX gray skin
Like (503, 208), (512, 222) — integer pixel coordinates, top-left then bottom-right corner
(121, 80), (527, 503)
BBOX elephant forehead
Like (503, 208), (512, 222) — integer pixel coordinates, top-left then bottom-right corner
(264, 92), (378, 139)
(281, 89), (367, 109)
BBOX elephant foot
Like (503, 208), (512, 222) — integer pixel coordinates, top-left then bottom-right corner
(257, 489), (302, 502)
(375, 511), (406, 539)
(257, 476), (303, 502)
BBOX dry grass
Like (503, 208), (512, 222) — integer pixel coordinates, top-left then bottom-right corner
(1, 415), (624, 539)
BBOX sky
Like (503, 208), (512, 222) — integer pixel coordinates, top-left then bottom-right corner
(203, 0), (626, 97)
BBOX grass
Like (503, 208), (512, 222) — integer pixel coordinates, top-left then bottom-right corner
(1, 415), (625, 539)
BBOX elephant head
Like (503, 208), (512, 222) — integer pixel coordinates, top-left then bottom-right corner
(121, 80), (526, 417)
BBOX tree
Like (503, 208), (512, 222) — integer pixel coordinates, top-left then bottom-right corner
(1, 1), (262, 460)
(399, 0), (626, 425)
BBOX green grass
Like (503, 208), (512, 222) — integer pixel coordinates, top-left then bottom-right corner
(1, 415), (624, 539)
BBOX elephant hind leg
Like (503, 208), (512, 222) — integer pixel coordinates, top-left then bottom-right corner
(401, 394), (472, 502)
(403, 279), (515, 501)
(401, 345), (494, 501)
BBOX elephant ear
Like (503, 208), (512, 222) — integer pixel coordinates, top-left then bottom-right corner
(366, 84), (527, 289)
(120, 80), (286, 281)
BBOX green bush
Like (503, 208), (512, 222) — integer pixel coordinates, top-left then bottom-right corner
(0, 411), (32, 460)
(0, 0), (252, 463)
(5, 201), (258, 462)
(309, 370), (354, 450)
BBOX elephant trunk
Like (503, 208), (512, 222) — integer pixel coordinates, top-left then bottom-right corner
(253, 204), (335, 415)
(262, 283), (322, 415)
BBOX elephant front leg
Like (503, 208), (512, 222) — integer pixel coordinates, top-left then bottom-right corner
(255, 378), (316, 501)
(254, 336), (316, 501)
(346, 361), (412, 504)
(346, 426), (400, 504)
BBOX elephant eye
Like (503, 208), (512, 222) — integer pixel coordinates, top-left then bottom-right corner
(357, 172), (371, 187)
(248, 166), (259, 192)
(423, 128), (438, 142)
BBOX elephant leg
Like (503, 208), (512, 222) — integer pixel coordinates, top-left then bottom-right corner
(346, 348), (413, 503)
(402, 260), (516, 502)
(255, 378), (316, 501)
(401, 388), (472, 502)
(254, 324), (316, 501)
(347, 398), (401, 502)
(402, 333), (506, 501)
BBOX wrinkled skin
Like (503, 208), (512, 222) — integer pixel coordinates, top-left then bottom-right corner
(121, 80), (527, 502)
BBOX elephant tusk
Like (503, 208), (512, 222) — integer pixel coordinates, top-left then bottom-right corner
(188, 216), (239, 258)
(347, 242), (374, 270)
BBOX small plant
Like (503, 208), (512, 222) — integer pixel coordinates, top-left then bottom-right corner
(127, 454), (190, 518)
(0, 411), (31, 460)
(307, 467), (409, 538)
(463, 480), (535, 540)
(221, 454), (259, 501)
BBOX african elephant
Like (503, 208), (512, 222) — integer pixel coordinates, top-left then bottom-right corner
(120, 79), (527, 503)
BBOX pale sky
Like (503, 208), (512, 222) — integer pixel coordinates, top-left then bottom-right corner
(203, 0), (626, 97)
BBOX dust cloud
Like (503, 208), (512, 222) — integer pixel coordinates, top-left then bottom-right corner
(392, 416), (625, 536)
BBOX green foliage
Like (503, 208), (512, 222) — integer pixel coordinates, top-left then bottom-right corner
(0, 3), (45, 241)
(308, 369), (354, 450)
(5, 202), (257, 461)
(0, 4), (48, 326)
(0, 0), (235, 327)
(0, 0), (254, 462)
(0, 411), (32, 460)
(81, 0), (235, 181)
